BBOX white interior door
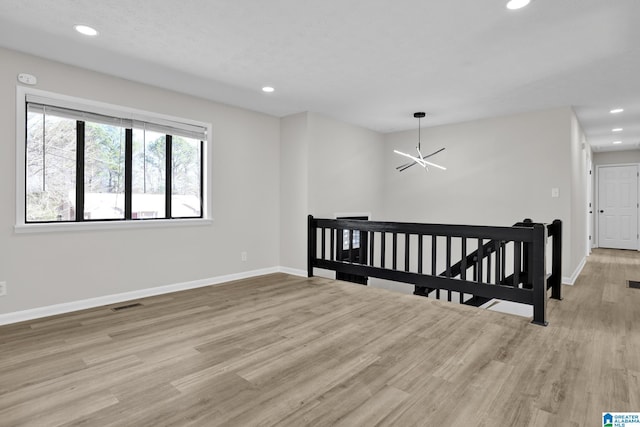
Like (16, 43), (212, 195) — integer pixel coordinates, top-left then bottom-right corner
(598, 165), (638, 250)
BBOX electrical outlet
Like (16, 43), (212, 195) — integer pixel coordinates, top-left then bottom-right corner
(0, 282), (6, 297)
(241, 252), (247, 262)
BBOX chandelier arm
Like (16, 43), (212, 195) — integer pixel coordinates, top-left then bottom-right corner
(422, 159), (447, 170)
(394, 150), (423, 164)
(396, 161), (414, 170)
(398, 162), (417, 172)
(422, 147), (446, 159)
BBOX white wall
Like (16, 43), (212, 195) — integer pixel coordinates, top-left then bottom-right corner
(279, 113), (308, 273)
(0, 47), (281, 315)
(593, 149), (640, 165)
(381, 108), (580, 279)
(569, 111), (590, 274)
(279, 112), (385, 273)
(307, 112), (385, 218)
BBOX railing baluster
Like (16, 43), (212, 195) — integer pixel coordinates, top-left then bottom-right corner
(446, 236), (452, 301)
(369, 232), (375, 266)
(446, 236), (452, 278)
(514, 241), (521, 287)
(487, 248), (492, 284)
(432, 236), (439, 299)
(494, 241), (501, 284)
(526, 242), (533, 287)
(501, 242), (506, 284)
(321, 228), (326, 260)
(405, 233), (410, 272)
(348, 229), (354, 262)
(522, 219), (533, 286)
(330, 228), (335, 261)
(418, 235), (423, 274)
(414, 235), (423, 296)
(431, 235), (437, 275)
(392, 233), (398, 270)
(380, 233), (386, 268)
(460, 238), (467, 303)
(477, 238), (484, 284)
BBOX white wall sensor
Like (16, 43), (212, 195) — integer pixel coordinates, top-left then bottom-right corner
(17, 73), (37, 85)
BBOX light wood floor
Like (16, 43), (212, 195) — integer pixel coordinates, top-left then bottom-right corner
(1, 248), (639, 426)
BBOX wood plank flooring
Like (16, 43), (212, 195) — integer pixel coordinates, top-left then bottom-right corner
(1, 248), (639, 426)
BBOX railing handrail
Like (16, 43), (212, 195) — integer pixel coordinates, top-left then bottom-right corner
(313, 218), (537, 242)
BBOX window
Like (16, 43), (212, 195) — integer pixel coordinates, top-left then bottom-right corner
(131, 129), (166, 219)
(26, 111), (77, 222)
(17, 88), (210, 230)
(84, 119), (126, 220)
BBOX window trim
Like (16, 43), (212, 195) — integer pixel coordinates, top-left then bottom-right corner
(15, 86), (213, 233)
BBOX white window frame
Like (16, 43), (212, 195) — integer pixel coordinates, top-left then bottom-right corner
(15, 86), (213, 233)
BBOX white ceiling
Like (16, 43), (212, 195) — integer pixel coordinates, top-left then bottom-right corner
(1, 0), (639, 152)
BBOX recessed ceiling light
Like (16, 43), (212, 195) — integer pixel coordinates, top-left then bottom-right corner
(613, 141), (622, 145)
(612, 128), (623, 132)
(506, 0), (531, 10)
(74, 25), (99, 37)
(262, 86), (275, 93)
(610, 108), (624, 114)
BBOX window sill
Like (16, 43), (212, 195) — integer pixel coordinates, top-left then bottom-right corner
(14, 218), (213, 234)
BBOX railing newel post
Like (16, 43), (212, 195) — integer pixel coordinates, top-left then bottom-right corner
(550, 219), (563, 300)
(531, 223), (548, 326)
(307, 215), (315, 278)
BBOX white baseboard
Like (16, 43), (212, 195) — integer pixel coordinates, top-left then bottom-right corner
(562, 256), (587, 285)
(278, 266), (307, 277)
(0, 266), (291, 326)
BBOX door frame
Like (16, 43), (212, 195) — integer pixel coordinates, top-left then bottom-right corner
(594, 163), (640, 250)
(587, 161), (593, 253)
(586, 150), (593, 253)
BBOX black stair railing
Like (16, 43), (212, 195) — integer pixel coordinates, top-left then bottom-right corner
(307, 215), (562, 326)
(414, 218), (563, 308)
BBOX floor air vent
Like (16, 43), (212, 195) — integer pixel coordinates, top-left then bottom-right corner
(111, 303), (143, 312)
(628, 281), (640, 289)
